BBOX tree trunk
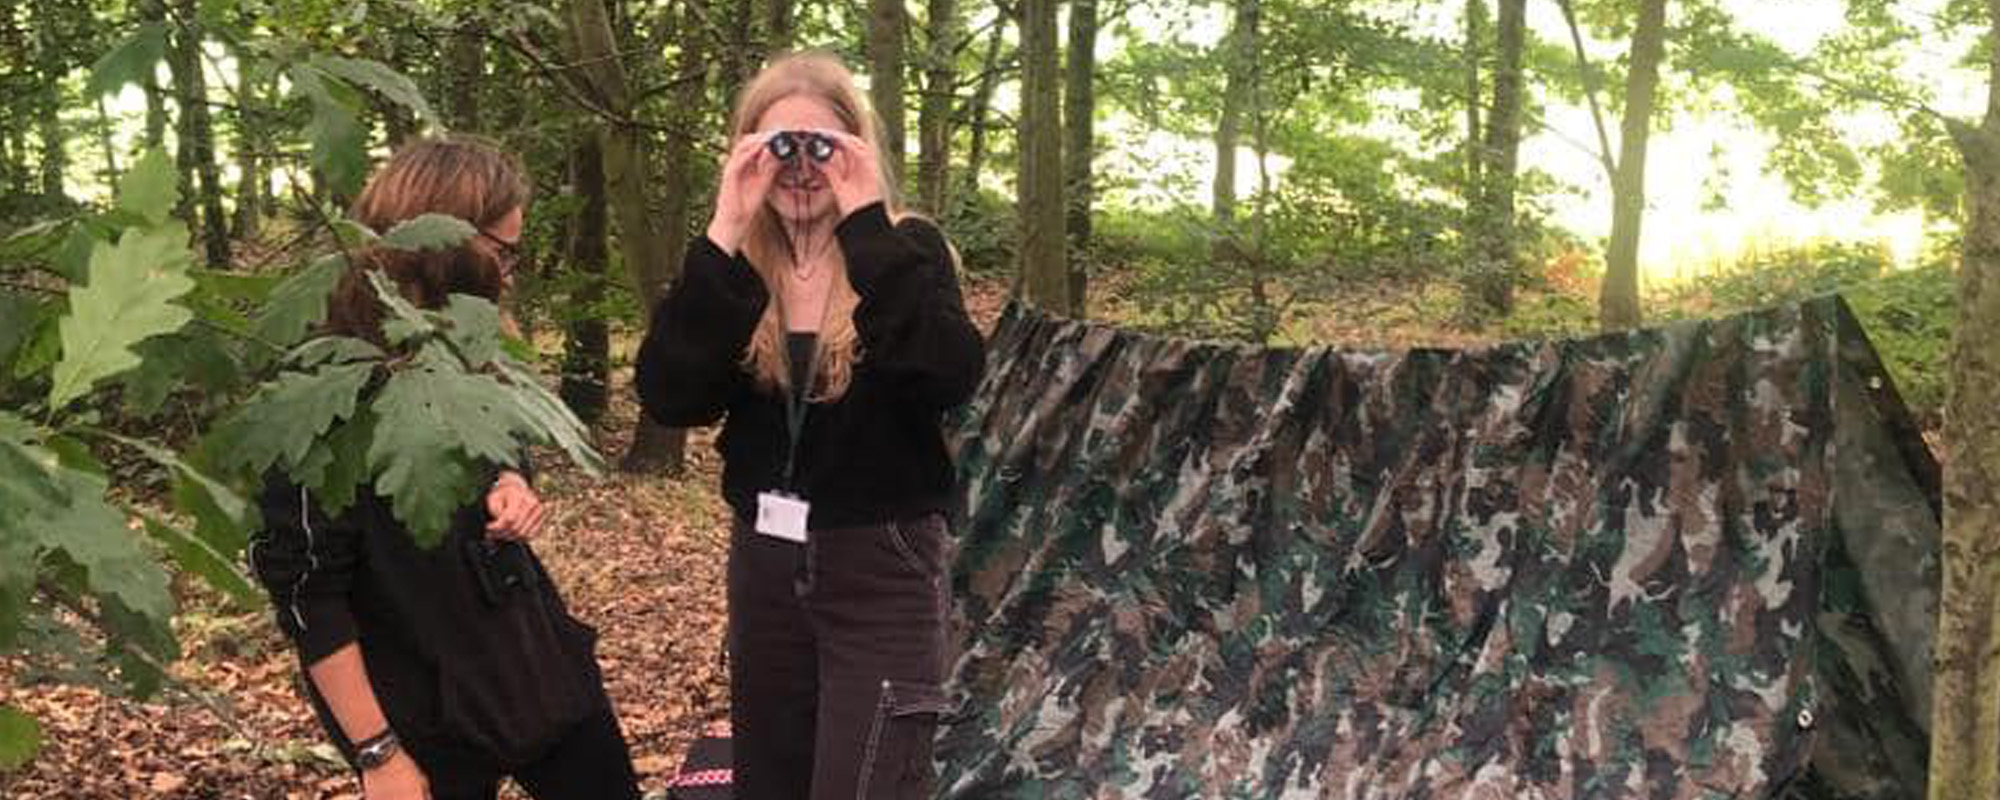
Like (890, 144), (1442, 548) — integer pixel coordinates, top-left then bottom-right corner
(560, 135), (611, 424)
(1248, 69), (1276, 343)
(1017, 0), (1067, 311)
(1930, 6), (2000, 794)
(1063, 0), (1098, 317)
(765, 0), (799, 52)
(37, 87), (66, 203)
(1598, 0), (1666, 331)
(96, 96), (122, 189)
(1464, 0), (1483, 196)
(867, 0), (909, 183)
(568, 0), (690, 473)
(1211, 0), (1258, 283)
(140, 0), (167, 151)
(961, 17), (1008, 213)
(232, 72), (267, 239)
(719, 0), (760, 100)
(916, 0), (959, 214)
(1468, 0), (1526, 318)
(378, 35), (418, 147)
(168, 0), (229, 268)
(1212, 0), (1253, 228)
(446, 27), (484, 131)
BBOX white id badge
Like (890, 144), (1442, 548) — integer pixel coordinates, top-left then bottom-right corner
(755, 492), (811, 543)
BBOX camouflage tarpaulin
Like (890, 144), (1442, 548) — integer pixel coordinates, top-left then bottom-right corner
(940, 297), (1939, 799)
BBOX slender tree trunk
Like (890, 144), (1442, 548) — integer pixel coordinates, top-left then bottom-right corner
(168, 0), (228, 267)
(561, 135), (611, 424)
(1469, 0), (1526, 318)
(1249, 69), (1276, 342)
(446, 27), (484, 131)
(1213, 0), (1252, 228)
(1598, 0), (1666, 331)
(1930, 6), (2000, 795)
(378, 35), (418, 147)
(0, 128), (12, 193)
(1017, 0), (1068, 311)
(37, 89), (66, 203)
(916, 0), (959, 214)
(232, 73), (266, 239)
(625, 6), (713, 475)
(1212, 0), (1259, 284)
(140, 0), (167, 151)
(719, 0), (759, 99)
(765, 0), (799, 52)
(867, 0), (909, 183)
(1464, 0), (1483, 196)
(962, 17), (1008, 212)
(569, 0), (689, 473)
(1064, 0), (1098, 316)
(96, 96), (122, 189)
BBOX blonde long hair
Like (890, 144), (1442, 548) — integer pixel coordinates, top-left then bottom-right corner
(732, 52), (902, 401)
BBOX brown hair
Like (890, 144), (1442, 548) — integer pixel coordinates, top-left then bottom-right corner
(324, 134), (528, 341)
(731, 52), (903, 401)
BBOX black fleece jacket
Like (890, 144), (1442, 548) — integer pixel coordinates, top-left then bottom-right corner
(249, 467), (606, 768)
(634, 202), (986, 530)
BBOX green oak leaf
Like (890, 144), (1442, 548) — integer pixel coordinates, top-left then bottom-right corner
(0, 705), (41, 771)
(381, 214), (476, 252)
(48, 224), (196, 411)
(86, 23), (168, 97)
(441, 294), (502, 367)
(117, 149), (179, 226)
(207, 362), (374, 477)
(142, 515), (257, 606)
(11, 443), (174, 626)
(290, 66), (368, 199)
(253, 253), (347, 351)
(309, 56), (441, 130)
(367, 350), (525, 546)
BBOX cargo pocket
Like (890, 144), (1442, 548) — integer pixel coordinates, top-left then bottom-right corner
(885, 515), (946, 582)
(854, 679), (953, 800)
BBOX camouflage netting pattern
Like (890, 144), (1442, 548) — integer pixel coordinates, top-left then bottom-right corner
(939, 298), (1938, 800)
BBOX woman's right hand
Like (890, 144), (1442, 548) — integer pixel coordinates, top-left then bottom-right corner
(706, 134), (779, 254)
(362, 751), (431, 800)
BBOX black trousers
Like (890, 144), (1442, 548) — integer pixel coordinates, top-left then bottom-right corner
(728, 514), (955, 800)
(404, 705), (642, 800)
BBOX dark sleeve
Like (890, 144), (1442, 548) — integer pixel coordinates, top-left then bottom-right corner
(635, 236), (769, 427)
(498, 451), (534, 486)
(248, 475), (364, 666)
(835, 202), (987, 410)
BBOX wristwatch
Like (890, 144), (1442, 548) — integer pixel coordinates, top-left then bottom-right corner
(353, 728), (401, 770)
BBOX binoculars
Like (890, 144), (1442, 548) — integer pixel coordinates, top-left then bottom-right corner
(767, 130), (836, 163)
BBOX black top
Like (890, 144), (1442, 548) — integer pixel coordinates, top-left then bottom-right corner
(249, 467), (606, 767)
(786, 332), (817, 403)
(634, 202), (986, 529)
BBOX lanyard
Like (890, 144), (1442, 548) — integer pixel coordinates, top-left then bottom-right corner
(780, 337), (819, 493)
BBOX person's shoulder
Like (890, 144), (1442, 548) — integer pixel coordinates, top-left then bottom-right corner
(888, 211), (951, 251)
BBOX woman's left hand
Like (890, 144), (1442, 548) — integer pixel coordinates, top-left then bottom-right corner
(819, 130), (885, 216)
(485, 471), (547, 541)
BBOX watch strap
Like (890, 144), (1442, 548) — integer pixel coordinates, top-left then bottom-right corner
(353, 728), (401, 770)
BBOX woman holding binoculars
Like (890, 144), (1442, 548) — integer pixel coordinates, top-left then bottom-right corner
(634, 52), (985, 800)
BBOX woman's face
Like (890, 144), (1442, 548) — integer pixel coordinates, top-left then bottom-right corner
(754, 94), (846, 225)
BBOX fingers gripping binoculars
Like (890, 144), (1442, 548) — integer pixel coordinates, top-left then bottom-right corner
(767, 130), (836, 163)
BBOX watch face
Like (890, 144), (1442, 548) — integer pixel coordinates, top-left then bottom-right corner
(356, 736), (398, 769)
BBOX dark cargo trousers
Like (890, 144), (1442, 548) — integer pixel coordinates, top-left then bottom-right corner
(728, 514), (955, 800)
